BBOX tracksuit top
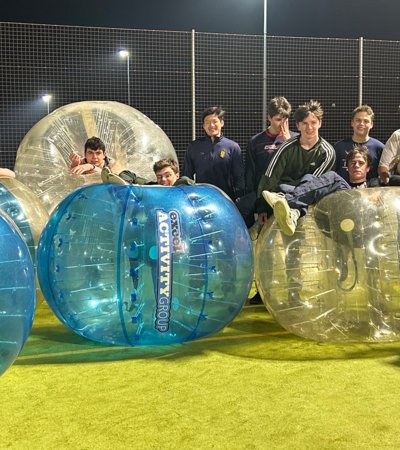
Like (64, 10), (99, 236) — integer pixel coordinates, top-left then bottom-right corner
(256, 136), (336, 212)
(182, 134), (245, 201)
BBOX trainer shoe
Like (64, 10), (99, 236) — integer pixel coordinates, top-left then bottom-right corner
(273, 197), (301, 236)
(101, 167), (128, 185)
(101, 167), (111, 183)
(118, 170), (138, 184)
(262, 190), (286, 209)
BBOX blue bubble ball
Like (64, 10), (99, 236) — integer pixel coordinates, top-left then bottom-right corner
(37, 184), (253, 346)
(0, 212), (36, 376)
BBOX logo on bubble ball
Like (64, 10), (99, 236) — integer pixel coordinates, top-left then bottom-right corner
(155, 209), (185, 332)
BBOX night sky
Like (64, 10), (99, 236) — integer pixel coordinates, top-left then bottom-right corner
(1, 0), (399, 40)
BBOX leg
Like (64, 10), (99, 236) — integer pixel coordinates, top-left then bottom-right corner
(263, 172), (350, 236)
(283, 172), (351, 211)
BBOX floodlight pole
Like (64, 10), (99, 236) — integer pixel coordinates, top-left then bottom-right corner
(42, 94), (51, 115)
(119, 50), (131, 105)
(262, 0), (268, 128)
(191, 29), (196, 141)
(126, 53), (131, 105)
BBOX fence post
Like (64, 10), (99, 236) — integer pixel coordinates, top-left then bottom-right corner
(358, 37), (363, 106)
(263, 0), (268, 129)
(191, 29), (196, 141)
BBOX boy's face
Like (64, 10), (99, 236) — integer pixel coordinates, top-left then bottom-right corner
(156, 166), (179, 186)
(351, 112), (373, 139)
(347, 154), (370, 183)
(85, 148), (106, 167)
(296, 113), (321, 140)
(203, 113), (224, 139)
(268, 114), (288, 134)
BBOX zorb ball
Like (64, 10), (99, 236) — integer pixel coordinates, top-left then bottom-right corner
(0, 212), (36, 376)
(37, 183), (253, 346)
(0, 178), (49, 305)
(14, 101), (177, 212)
(255, 188), (400, 343)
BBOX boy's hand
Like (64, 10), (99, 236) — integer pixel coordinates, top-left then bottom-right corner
(281, 119), (291, 140)
(69, 150), (82, 166)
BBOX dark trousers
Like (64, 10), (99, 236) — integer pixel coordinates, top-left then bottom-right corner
(280, 171), (351, 216)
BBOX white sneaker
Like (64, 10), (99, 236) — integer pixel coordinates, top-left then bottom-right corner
(273, 197), (300, 236)
(101, 167), (128, 185)
(262, 190), (286, 209)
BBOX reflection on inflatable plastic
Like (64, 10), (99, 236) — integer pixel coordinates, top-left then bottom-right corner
(0, 212), (36, 376)
(14, 101), (177, 212)
(255, 188), (400, 342)
(0, 178), (49, 305)
(37, 184), (253, 346)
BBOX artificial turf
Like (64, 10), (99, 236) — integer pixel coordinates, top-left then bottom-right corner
(1, 302), (400, 449)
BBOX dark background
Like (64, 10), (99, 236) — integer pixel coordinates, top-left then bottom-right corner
(1, 1), (400, 170)
(1, 0), (399, 40)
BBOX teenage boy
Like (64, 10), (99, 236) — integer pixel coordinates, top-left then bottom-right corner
(256, 99), (336, 224)
(334, 105), (383, 181)
(263, 145), (379, 236)
(182, 106), (244, 201)
(237, 96), (298, 228)
(102, 158), (194, 187)
(69, 136), (114, 175)
(246, 96), (298, 195)
(240, 97), (298, 303)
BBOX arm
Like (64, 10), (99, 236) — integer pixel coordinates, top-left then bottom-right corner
(231, 145), (245, 199)
(379, 131), (400, 184)
(257, 145), (289, 197)
(245, 139), (257, 193)
(0, 168), (16, 178)
(255, 147), (289, 214)
(378, 165), (391, 185)
(312, 140), (336, 177)
(69, 150), (83, 169)
(182, 143), (195, 179)
(70, 163), (97, 175)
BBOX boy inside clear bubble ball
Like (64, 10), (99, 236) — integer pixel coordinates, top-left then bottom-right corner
(262, 145), (380, 237)
(263, 145), (386, 309)
(101, 158), (194, 187)
(69, 136), (115, 176)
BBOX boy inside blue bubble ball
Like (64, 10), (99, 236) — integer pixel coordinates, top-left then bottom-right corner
(101, 158), (194, 187)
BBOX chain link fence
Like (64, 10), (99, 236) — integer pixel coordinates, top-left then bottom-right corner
(1, 22), (399, 169)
